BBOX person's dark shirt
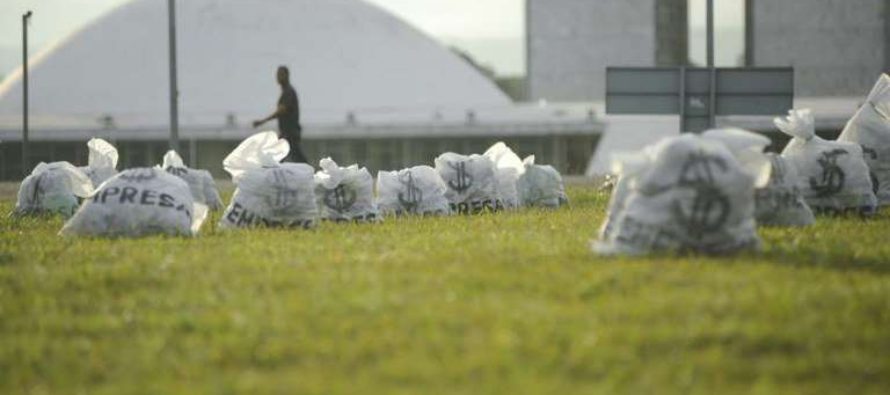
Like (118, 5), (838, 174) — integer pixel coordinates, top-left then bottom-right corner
(277, 84), (301, 137)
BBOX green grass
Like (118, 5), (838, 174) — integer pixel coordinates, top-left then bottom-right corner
(1, 186), (888, 394)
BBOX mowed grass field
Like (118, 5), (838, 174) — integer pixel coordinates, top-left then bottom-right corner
(0, 183), (888, 394)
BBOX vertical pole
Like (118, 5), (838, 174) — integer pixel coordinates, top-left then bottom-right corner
(167, 0), (180, 152)
(884, 0), (890, 73)
(679, 66), (687, 133)
(745, 0), (755, 66)
(22, 11), (32, 177)
(706, 0), (716, 129)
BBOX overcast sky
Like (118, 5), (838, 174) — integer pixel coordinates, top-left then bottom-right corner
(0, 0), (526, 78)
(0, 0), (744, 78)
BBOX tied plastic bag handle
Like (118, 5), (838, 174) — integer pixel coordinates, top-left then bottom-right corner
(317, 157), (345, 188)
(865, 73), (890, 119)
(87, 138), (119, 170)
(162, 150), (186, 169)
(223, 131), (290, 181)
(774, 109), (816, 141)
(318, 157), (367, 188)
(701, 128), (772, 188)
(522, 155), (535, 167)
(60, 163), (95, 198)
(484, 141), (525, 176)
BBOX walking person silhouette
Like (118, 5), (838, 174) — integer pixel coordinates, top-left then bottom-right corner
(253, 66), (308, 163)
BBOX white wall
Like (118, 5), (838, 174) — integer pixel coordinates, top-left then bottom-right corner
(752, 0), (888, 97)
(527, 0), (655, 101)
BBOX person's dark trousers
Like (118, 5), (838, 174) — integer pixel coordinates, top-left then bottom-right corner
(282, 129), (309, 163)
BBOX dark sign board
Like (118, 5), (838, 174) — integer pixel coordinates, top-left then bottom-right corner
(606, 67), (794, 132)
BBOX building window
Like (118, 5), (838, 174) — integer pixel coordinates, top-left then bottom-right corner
(687, 0), (747, 67)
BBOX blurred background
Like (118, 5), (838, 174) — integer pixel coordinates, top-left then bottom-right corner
(0, 0), (887, 179)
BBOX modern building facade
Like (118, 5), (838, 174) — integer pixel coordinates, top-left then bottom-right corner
(527, 0), (890, 101)
(751, 0), (890, 97)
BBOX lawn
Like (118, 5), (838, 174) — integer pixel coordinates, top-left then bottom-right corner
(0, 185), (888, 394)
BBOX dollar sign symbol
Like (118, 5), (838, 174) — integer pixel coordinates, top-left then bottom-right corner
(447, 161), (473, 194)
(269, 169), (298, 208)
(809, 149), (847, 197)
(324, 184), (357, 214)
(671, 151), (731, 239)
(397, 171), (423, 213)
(166, 167), (188, 177)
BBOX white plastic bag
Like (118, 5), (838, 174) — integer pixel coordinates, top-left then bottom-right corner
(219, 132), (317, 229)
(701, 128), (772, 185)
(701, 127), (814, 226)
(777, 109), (877, 215)
(517, 155), (568, 208)
(60, 167), (207, 237)
(483, 142), (523, 209)
(838, 74), (890, 205)
(13, 162), (93, 218)
(221, 131), (289, 183)
(755, 153), (816, 226)
(593, 134), (761, 255)
(314, 158), (379, 222)
(161, 150), (223, 210)
(376, 166), (451, 216)
(78, 138), (119, 187)
(434, 152), (500, 214)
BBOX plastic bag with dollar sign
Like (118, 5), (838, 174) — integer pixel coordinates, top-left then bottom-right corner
(376, 165), (451, 216)
(13, 162), (94, 218)
(161, 150), (223, 210)
(593, 134), (764, 255)
(314, 158), (379, 223)
(754, 153), (816, 226)
(777, 109), (877, 215)
(837, 74), (890, 205)
(434, 152), (500, 214)
(60, 167), (207, 237)
(701, 127), (815, 227)
(218, 131), (318, 229)
(702, 127), (814, 225)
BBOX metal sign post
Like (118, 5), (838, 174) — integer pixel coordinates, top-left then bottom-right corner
(168, 0), (180, 152)
(706, 0), (716, 128)
(605, 67), (794, 133)
(22, 10), (32, 177)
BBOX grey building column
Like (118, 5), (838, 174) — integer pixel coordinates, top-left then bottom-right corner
(655, 0), (688, 66)
(745, 0), (755, 66)
(885, 0), (890, 72)
(524, 0), (533, 97)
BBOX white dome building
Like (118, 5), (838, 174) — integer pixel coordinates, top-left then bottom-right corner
(0, 0), (509, 125)
(0, 0), (601, 179)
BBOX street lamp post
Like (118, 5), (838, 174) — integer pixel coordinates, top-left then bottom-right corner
(22, 10), (32, 177)
(706, 0), (716, 129)
(168, 0), (180, 152)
